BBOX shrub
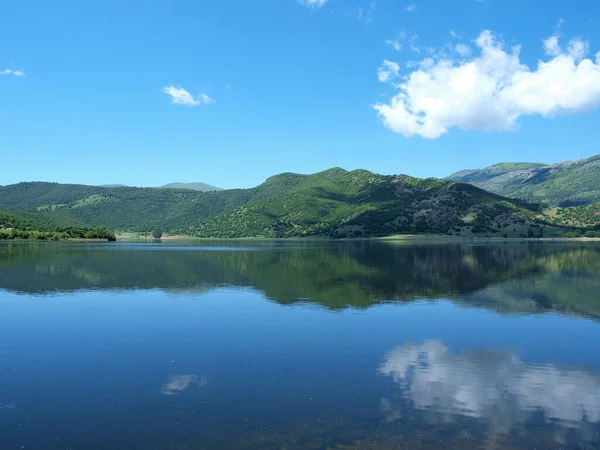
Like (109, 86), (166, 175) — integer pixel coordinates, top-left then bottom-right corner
(564, 231), (582, 238)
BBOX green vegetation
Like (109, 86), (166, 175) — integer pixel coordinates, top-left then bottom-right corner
(152, 230), (163, 239)
(549, 203), (600, 228)
(0, 211), (116, 241)
(0, 167), (596, 238)
(190, 169), (553, 238)
(447, 154), (600, 208)
(0, 177), (307, 233)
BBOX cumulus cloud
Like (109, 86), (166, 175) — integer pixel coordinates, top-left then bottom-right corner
(1, 69), (25, 77)
(377, 60), (400, 82)
(379, 340), (600, 435)
(374, 31), (600, 138)
(299, 0), (328, 9)
(543, 35), (561, 56)
(162, 85), (215, 107)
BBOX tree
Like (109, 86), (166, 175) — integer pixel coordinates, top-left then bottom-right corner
(152, 230), (163, 239)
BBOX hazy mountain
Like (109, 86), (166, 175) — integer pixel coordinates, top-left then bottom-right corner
(159, 182), (222, 192)
(97, 182), (221, 191)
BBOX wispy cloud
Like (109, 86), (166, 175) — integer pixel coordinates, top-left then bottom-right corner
(1, 68), (25, 77)
(347, 1), (377, 23)
(298, 0), (328, 9)
(406, 3), (416, 12)
(455, 43), (471, 57)
(385, 39), (402, 52)
(162, 85), (215, 107)
(377, 60), (400, 82)
(374, 30), (600, 138)
(385, 30), (408, 52)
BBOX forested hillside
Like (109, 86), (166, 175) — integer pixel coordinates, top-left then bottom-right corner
(0, 168), (594, 238)
(447, 154), (600, 206)
(190, 168), (552, 238)
(0, 211), (116, 241)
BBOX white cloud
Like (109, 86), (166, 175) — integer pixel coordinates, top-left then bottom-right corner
(198, 93), (215, 104)
(406, 3), (416, 12)
(455, 43), (471, 57)
(347, 1), (376, 23)
(386, 39), (402, 52)
(299, 0), (328, 9)
(162, 85), (215, 107)
(377, 60), (400, 83)
(380, 341), (600, 434)
(374, 30), (600, 138)
(568, 38), (590, 61)
(408, 34), (420, 53)
(543, 35), (561, 56)
(1, 68), (25, 77)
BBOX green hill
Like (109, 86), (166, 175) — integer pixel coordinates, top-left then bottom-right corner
(447, 154), (600, 207)
(0, 182), (258, 232)
(189, 168), (553, 239)
(0, 169), (582, 238)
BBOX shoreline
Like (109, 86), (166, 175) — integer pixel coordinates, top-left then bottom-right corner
(115, 234), (600, 243)
(0, 238), (114, 243)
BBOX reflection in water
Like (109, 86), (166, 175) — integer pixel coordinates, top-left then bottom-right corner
(161, 374), (208, 396)
(0, 241), (599, 317)
(379, 341), (600, 438)
(2, 242), (600, 449)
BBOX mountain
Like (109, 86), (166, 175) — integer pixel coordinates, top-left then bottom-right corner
(447, 154), (600, 207)
(189, 168), (555, 238)
(159, 182), (222, 192)
(0, 182), (259, 232)
(0, 168), (586, 238)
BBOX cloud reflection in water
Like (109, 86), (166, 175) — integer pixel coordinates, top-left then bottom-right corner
(162, 374), (209, 396)
(379, 340), (600, 432)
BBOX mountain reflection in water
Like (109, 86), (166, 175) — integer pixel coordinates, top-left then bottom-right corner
(0, 240), (599, 317)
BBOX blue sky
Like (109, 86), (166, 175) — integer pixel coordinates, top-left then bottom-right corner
(1, 0), (599, 189)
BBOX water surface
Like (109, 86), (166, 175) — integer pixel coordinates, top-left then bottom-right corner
(1, 240), (600, 449)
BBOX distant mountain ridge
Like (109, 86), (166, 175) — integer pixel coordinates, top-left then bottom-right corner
(97, 182), (221, 192)
(159, 182), (222, 192)
(447, 154), (600, 206)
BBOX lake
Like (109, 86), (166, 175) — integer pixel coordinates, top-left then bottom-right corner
(1, 240), (600, 449)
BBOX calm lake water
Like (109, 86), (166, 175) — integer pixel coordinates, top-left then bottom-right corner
(1, 240), (600, 449)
